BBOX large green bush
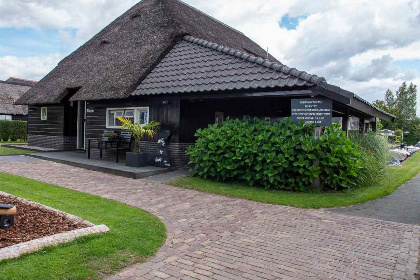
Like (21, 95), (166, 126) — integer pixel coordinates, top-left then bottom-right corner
(0, 120), (27, 141)
(350, 132), (389, 187)
(187, 118), (362, 191)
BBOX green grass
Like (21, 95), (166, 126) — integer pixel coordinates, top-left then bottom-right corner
(0, 141), (32, 155)
(0, 173), (166, 280)
(171, 152), (420, 209)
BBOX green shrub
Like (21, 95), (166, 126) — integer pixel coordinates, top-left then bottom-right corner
(350, 132), (389, 187)
(187, 118), (362, 191)
(0, 120), (27, 141)
(318, 125), (362, 190)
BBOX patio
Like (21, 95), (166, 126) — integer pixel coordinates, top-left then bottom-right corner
(27, 150), (172, 179)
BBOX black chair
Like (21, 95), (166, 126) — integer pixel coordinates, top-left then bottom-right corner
(116, 131), (133, 163)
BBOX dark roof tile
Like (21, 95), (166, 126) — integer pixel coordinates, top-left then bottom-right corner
(132, 36), (324, 96)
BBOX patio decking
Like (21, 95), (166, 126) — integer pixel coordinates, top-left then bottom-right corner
(27, 150), (172, 179)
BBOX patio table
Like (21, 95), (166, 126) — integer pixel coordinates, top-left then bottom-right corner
(87, 138), (122, 163)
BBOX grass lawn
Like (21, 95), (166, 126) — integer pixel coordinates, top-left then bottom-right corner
(0, 141), (32, 156)
(171, 152), (420, 209)
(0, 173), (166, 280)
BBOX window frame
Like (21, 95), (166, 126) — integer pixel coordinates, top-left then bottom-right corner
(0, 115), (12, 121)
(106, 107), (149, 129)
(41, 107), (48, 121)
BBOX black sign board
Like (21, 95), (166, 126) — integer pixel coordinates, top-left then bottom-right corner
(291, 98), (332, 126)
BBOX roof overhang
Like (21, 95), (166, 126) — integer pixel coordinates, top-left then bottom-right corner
(349, 95), (395, 122)
(314, 84), (395, 122)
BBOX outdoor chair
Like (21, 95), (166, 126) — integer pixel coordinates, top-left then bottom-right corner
(87, 130), (132, 163)
(116, 131), (133, 163)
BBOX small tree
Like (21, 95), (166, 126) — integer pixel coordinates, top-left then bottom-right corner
(117, 117), (160, 153)
(395, 129), (402, 137)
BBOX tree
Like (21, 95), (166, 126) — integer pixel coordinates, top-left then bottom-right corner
(373, 99), (396, 130)
(414, 124), (420, 141)
(394, 82), (417, 131)
(373, 82), (417, 133)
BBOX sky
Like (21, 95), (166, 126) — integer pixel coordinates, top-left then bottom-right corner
(0, 0), (420, 112)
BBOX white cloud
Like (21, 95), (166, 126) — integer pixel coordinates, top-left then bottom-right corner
(351, 55), (400, 82)
(1, 0), (420, 113)
(0, 54), (61, 81)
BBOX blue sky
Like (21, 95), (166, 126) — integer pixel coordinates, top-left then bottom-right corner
(279, 14), (308, 30)
(394, 59), (420, 73)
(0, 0), (419, 113)
(0, 28), (77, 57)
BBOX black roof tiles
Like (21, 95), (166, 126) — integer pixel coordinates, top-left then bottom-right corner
(132, 36), (325, 96)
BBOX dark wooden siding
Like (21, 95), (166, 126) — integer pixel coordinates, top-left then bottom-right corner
(28, 105), (64, 136)
(179, 97), (293, 143)
(86, 96), (181, 142)
(11, 115), (27, 121)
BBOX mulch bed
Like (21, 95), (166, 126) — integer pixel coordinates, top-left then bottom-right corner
(0, 195), (87, 248)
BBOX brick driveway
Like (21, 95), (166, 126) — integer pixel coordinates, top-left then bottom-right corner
(0, 157), (419, 280)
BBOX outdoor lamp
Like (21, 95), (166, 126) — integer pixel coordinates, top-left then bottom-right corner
(0, 204), (16, 229)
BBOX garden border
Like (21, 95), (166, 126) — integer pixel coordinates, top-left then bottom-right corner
(0, 191), (110, 261)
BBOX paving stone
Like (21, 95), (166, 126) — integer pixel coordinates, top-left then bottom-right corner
(0, 159), (419, 280)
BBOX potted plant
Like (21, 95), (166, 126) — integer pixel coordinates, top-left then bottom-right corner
(101, 132), (119, 141)
(117, 117), (160, 167)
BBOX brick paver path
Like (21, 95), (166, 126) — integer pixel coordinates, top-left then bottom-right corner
(0, 158), (419, 280)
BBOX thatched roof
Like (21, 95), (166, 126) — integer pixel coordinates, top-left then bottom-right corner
(5, 77), (37, 87)
(18, 0), (277, 105)
(0, 79), (35, 115)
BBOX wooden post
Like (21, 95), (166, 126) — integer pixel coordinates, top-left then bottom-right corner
(372, 118), (377, 132)
(342, 116), (348, 136)
(359, 117), (365, 134)
(312, 126), (322, 189)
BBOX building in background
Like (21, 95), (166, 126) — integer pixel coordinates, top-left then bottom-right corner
(0, 77), (37, 121)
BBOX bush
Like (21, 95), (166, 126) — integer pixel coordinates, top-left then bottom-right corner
(187, 118), (362, 191)
(350, 132), (389, 187)
(0, 120), (27, 141)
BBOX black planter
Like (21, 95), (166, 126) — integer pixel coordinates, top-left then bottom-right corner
(126, 152), (149, 167)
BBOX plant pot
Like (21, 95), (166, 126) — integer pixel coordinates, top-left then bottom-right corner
(126, 152), (149, 167)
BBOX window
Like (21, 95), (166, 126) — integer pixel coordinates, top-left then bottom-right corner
(106, 107), (149, 128)
(0, 115), (12, 121)
(215, 112), (224, 125)
(41, 107), (48, 120)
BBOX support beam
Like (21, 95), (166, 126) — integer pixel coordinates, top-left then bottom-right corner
(342, 116), (348, 135)
(359, 117), (365, 134)
(372, 118), (377, 132)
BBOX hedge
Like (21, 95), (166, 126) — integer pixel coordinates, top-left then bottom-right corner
(0, 120), (27, 141)
(187, 118), (362, 191)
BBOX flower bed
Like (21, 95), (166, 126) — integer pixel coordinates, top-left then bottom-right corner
(0, 192), (109, 260)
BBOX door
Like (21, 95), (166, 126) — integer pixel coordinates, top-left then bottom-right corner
(77, 101), (86, 150)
